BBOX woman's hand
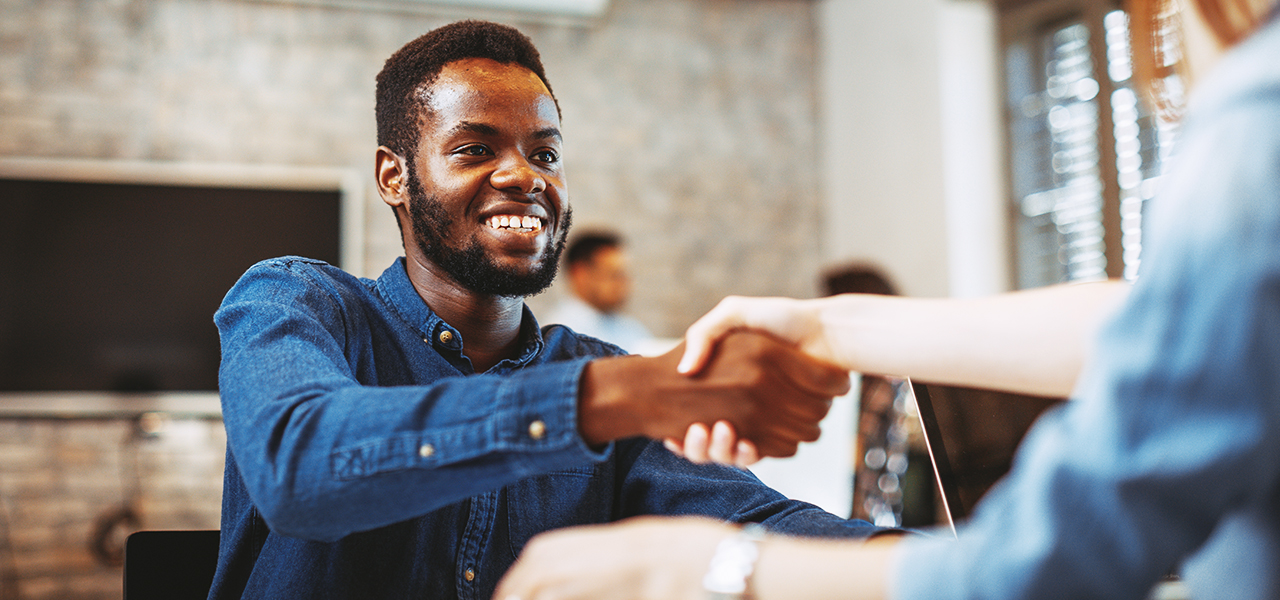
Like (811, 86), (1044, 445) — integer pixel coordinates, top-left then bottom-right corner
(663, 421), (761, 468)
(493, 516), (738, 600)
(677, 296), (845, 376)
(494, 515), (901, 600)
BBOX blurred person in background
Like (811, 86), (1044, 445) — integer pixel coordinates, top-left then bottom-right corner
(546, 230), (654, 353)
(495, 0), (1280, 598)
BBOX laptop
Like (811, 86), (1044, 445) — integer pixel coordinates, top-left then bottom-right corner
(906, 379), (1064, 536)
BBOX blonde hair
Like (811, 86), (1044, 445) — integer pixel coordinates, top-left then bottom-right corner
(1127, 0), (1276, 118)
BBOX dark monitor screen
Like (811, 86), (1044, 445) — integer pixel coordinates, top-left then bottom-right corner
(910, 380), (1064, 531)
(0, 178), (341, 393)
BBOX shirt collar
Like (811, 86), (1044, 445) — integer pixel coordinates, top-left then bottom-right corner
(374, 257), (545, 372)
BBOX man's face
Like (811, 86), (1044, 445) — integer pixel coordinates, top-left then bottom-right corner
(404, 58), (570, 297)
(572, 246), (632, 313)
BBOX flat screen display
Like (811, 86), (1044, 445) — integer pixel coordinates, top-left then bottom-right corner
(0, 178), (341, 392)
(910, 380), (1064, 533)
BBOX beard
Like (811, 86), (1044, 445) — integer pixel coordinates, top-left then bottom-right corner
(405, 168), (569, 298)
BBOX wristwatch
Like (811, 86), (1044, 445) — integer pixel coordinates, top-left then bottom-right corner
(702, 523), (766, 599)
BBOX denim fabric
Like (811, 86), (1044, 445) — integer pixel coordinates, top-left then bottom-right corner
(211, 257), (880, 599)
(894, 14), (1280, 600)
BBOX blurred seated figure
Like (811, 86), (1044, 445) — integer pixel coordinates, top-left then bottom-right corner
(822, 262), (898, 298)
(547, 230), (654, 352)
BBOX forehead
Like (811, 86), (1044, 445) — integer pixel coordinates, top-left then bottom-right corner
(594, 246), (626, 266)
(420, 58), (559, 132)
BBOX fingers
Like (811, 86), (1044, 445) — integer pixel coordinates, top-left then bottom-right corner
(651, 328), (849, 465)
(685, 331), (840, 460)
(682, 422), (712, 463)
(677, 297), (752, 375)
(765, 340), (853, 399)
(671, 422), (762, 468)
(734, 439), (760, 468)
(494, 517), (733, 600)
(708, 420), (737, 464)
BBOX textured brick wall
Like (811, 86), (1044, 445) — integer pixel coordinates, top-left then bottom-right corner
(0, 416), (225, 599)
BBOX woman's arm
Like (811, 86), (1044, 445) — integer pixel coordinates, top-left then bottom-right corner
(681, 280), (1129, 398)
(492, 516), (896, 600)
(670, 280), (1129, 465)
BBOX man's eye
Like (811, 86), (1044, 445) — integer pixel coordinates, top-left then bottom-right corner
(533, 150), (559, 163)
(457, 145), (490, 156)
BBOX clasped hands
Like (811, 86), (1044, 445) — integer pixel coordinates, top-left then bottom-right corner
(499, 297), (862, 600)
(579, 296), (845, 467)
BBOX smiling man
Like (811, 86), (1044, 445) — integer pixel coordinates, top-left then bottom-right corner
(209, 20), (881, 599)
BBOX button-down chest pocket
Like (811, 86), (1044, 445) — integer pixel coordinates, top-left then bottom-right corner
(505, 463), (614, 558)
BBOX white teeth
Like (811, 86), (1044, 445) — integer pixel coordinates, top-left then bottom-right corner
(487, 215), (543, 232)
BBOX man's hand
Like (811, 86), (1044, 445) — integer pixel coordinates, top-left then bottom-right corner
(578, 330), (850, 459)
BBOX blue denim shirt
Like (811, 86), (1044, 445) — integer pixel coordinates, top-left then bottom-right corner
(211, 256), (880, 599)
(894, 13), (1280, 600)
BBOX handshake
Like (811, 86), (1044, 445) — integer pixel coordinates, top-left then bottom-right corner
(577, 296), (851, 465)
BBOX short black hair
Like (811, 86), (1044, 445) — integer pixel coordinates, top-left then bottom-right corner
(565, 230), (622, 267)
(375, 20), (558, 159)
(822, 263), (898, 296)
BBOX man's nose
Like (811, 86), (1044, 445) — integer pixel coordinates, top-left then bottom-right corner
(490, 158), (546, 195)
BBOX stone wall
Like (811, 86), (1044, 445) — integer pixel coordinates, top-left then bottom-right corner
(0, 415), (225, 599)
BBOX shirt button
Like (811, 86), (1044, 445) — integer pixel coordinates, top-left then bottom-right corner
(418, 444), (435, 458)
(464, 568), (476, 582)
(438, 330), (454, 344)
(528, 420), (547, 440)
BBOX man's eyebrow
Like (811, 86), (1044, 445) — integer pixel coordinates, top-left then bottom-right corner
(532, 127), (562, 142)
(449, 121), (502, 137)
(446, 122), (561, 143)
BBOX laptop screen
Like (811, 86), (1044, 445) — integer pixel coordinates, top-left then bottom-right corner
(908, 380), (1065, 535)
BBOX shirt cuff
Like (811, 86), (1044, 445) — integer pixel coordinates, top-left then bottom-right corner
(494, 357), (612, 475)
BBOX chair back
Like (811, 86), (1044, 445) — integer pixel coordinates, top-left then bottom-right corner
(123, 530), (220, 600)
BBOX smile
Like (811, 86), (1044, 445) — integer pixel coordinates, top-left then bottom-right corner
(487, 214), (543, 233)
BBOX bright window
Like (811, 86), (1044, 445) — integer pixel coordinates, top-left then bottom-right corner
(1001, 0), (1180, 287)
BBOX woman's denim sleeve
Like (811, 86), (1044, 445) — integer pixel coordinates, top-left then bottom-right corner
(214, 258), (607, 541)
(891, 33), (1280, 600)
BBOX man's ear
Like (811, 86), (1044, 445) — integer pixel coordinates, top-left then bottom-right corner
(375, 146), (408, 209)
